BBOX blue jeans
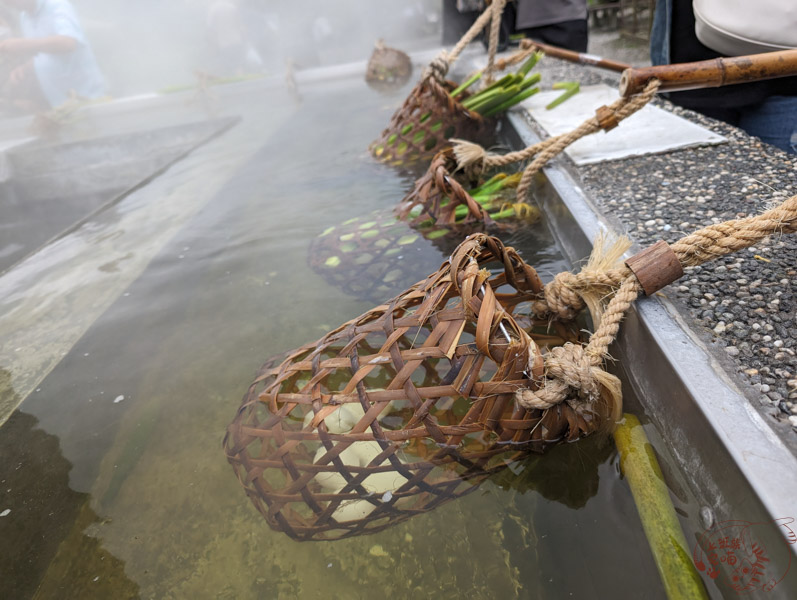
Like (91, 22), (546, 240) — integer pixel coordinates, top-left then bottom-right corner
(697, 96), (797, 155)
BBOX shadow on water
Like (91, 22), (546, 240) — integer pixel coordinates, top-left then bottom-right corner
(0, 371), (138, 600)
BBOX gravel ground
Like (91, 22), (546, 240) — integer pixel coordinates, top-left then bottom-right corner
(522, 57), (797, 440)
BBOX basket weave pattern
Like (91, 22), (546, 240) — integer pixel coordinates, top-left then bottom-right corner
(369, 78), (491, 166)
(395, 149), (493, 227)
(224, 235), (598, 540)
(307, 208), (466, 303)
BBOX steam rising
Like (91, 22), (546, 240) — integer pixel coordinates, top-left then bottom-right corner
(73, 0), (441, 96)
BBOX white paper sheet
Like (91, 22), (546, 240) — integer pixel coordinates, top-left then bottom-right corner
(520, 84), (726, 165)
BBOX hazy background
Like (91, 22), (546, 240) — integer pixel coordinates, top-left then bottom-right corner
(69, 0), (441, 97)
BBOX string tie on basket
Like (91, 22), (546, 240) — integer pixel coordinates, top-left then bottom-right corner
(516, 343), (602, 410)
(424, 52), (450, 82)
(532, 272), (585, 321)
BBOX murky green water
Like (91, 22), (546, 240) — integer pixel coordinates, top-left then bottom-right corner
(1, 75), (671, 599)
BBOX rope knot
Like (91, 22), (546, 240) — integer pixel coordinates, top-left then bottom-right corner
(515, 343), (602, 411)
(424, 52), (450, 82)
(544, 344), (600, 400)
(535, 271), (584, 321)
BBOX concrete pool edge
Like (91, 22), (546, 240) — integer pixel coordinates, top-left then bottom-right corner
(504, 112), (797, 566)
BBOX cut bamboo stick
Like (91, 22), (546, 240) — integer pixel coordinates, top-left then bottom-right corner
(522, 39), (631, 73)
(620, 49), (797, 97)
(613, 414), (709, 600)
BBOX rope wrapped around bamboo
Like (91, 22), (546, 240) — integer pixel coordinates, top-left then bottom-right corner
(515, 193), (797, 412)
(224, 234), (608, 541)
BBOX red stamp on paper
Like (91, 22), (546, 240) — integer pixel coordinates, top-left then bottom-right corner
(693, 517), (796, 593)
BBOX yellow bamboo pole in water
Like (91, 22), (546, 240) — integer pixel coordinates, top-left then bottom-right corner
(613, 414), (709, 600)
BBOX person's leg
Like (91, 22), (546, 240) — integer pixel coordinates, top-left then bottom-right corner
(738, 95), (797, 155)
(688, 105), (742, 127)
(516, 19), (588, 52)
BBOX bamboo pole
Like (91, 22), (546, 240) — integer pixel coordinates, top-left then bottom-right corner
(613, 414), (709, 600)
(522, 39), (631, 73)
(620, 49), (797, 97)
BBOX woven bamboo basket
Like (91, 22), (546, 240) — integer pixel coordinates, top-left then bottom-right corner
(307, 208), (465, 303)
(224, 234), (604, 541)
(364, 41), (413, 93)
(307, 163), (540, 303)
(369, 77), (493, 167)
(395, 148), (539, 229)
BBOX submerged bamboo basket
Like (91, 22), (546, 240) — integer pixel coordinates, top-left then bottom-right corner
(369, 77), (493, 167)
(224, 235), (604, 541)
(307, 208), (464, 303)
(307, 150), (539, 303)
(396, 148), (538, 228)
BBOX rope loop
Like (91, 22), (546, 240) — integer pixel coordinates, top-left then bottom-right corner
(514, 189), (796, 414)
(424, 52), (450, 82)
(546, 343), (601, 399)
(516, 343), (601, 411)
(530, 272), (585, 321)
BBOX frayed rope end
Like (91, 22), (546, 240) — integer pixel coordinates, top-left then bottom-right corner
(450, 138), (487, 170)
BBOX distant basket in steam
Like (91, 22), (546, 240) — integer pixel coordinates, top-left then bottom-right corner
(224, 234), (604, 541)
(365, 40), (413, 93)
(307, 208), (461, 304)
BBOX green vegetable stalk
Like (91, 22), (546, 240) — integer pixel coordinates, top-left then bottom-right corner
(450, 50), (545, 117)
(414, 172), (540, 226)
(545, 81), (580, 110)
(450, 72), (482, 99)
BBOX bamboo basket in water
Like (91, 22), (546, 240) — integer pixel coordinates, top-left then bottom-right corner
(370, 49), (544, 167)
(224, 235), (607, 541)
(369, 76), (492, 167)
(307, 157), (540, 302)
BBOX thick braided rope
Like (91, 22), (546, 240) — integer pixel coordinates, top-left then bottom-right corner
(584, 276), (641, 360)
(515, 79), (661, 201)
(425, 6), (495, 81)
(530, 268), (628, 320)
(493, 39), (537, 72)
(516, 192), (797, 411)
(453, 137), (556, 171)
(483, 0), (507, 85)
(671, 194), (797, 266)
(452, 79), (661, 177)
(530, 195), (797, 322)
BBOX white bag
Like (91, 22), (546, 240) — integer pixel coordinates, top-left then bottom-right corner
(693, 0), (797, 56)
